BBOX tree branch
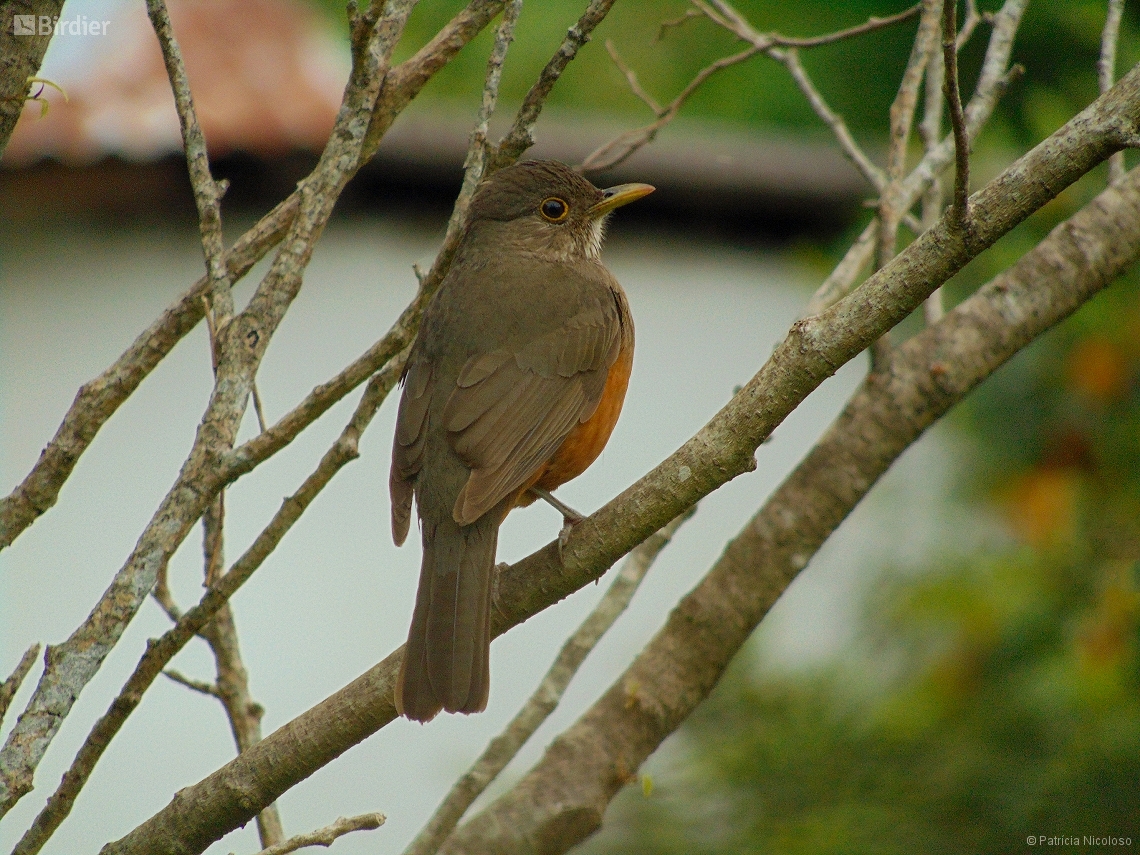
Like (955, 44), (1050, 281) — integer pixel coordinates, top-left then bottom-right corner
(0, 645), (40, 729)
(443, 156), (1140, 855)
(98, 63), (1140, 855)
(1099, 0), (1127, 185)
(0, 0), (66, 158)
(942, 0), (970, 221)
(145, 0), (232, 321)
(921, 25), (947, 323)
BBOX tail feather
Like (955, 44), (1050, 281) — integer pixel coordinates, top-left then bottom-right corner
(397, 514), (496, 722)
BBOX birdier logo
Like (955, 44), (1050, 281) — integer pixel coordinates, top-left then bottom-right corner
(12, 14), (109, 36)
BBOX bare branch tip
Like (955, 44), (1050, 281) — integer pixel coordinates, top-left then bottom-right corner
(656, 7), (702, 41)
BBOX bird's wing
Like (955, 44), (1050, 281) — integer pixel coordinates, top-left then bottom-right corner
(390, 355), (433, 546)
(444, 301), (623, 525)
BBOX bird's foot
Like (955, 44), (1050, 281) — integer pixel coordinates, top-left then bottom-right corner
(530, 488), (586, 562)
(558, 517), (581, 551)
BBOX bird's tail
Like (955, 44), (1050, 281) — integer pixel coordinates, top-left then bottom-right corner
(396, 513), (497, 722)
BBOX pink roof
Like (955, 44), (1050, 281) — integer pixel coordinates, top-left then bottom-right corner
(4, 0), (348, 166)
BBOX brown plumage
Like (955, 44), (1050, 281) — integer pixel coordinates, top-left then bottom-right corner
(390, 160), (653, 722)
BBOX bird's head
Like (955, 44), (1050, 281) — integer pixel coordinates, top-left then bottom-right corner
(464, 160), (654, 262)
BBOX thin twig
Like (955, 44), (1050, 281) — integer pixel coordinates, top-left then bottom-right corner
(0, 646), (40, 729)
(200, 601), (284, 847)
(943, 0), (971, 220)
(656, 8), (701, 40)
(921, 33), (947, 323)
(605, 40), (662, 114)
(162, 670), (220, 698)
(1100, 0), (1127, 184)
(803, 219), (879, 317)
(886, 0), (940, 186)
(145, 0), (233, 323)
(872, 0), (941, 369)
(432, 0), (524, 276)
(778, 47), (886, 190)
(404, 507), (697, 855)
(254, 812), (385, 855)
(581, 44), (761, 174)
(251, 385), (268, 434)
(152, 562), (183, 623)
(194, 492), (285, 847)
(955, 0), (982, 50)
(492, 0), (619, 170)
(702, 0), (922, 49)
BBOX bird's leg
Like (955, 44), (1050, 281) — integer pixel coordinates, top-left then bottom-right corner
(530, 487), (586, 551)
(531, 487), (585, 524)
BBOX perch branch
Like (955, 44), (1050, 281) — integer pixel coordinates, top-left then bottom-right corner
(404, 508), (696, 855)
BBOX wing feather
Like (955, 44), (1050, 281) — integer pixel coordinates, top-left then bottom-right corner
(390, 358), (434, 545)
(445, 303), (622, 525)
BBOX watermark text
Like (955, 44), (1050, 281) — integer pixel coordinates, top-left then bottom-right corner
(1026, 835), (1132, 847)
(13, 15), (109, 36)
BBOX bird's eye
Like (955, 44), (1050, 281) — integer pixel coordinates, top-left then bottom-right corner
(539, 197), (569, 222)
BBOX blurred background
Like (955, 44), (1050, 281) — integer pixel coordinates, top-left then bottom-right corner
(2, 1), (1138, 853)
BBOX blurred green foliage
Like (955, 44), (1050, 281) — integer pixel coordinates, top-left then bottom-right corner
(311, 0), (1140, 149)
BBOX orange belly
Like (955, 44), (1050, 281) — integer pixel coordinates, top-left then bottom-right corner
(522, 343), (633, 500)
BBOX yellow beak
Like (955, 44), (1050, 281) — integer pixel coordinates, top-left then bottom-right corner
(588, 182), (655, 217)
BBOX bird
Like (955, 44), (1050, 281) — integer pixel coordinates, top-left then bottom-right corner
(389, 159), (653, 722)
